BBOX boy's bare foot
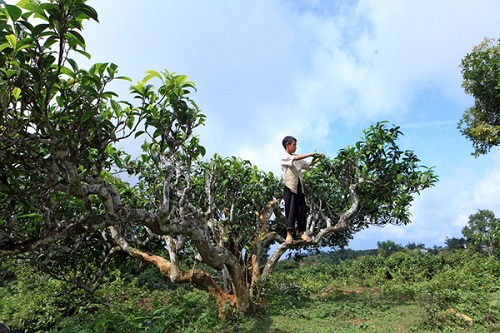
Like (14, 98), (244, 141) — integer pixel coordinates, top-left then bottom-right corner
(285, 232), (293, 244)
(300, 233), (312, 242)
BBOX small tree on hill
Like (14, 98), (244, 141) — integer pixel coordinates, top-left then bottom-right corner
(0, 0), (438, 317)
(444, 236), (467, 251)
(462, 209), (499, 257)
(377, 240), (404, 258)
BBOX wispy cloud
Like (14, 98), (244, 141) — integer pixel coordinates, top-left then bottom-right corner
(38, 0), (500, 248)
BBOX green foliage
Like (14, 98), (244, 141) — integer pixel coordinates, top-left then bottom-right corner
(462, 209), (500, 258)
(444, 236), (467, 250)
(190, 154), (282, 248)
(459, 37), (500, 156)
(0, 0), (136, 246)
(306, 121), (438, 248)
(0, 0), (441, 318)
(2, 249), (499, 332)
(0, 259), (95, 331)
(271, 250), (499, 331)
(414, 252), (499, 329)
(0, 0), (206, 246)
(377, 239), (404, 258)
(0, 260), (221, 333)
(51, 288), (220, 333)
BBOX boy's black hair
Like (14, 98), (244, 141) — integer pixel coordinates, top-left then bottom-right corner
(282, 136), (296, 149)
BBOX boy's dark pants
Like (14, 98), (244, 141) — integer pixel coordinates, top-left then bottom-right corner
(284, 181), (306, 233)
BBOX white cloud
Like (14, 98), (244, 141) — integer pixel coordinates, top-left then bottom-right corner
(82, 0), (500, 159)
(350, 150), (500, 249)
(288, 0), (500, 126)
(471, 153), (500, 208)
(15, 0), (500, 249)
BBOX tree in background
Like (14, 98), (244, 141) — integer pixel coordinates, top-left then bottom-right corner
(444, 236), (467, 250)
(405, 242), (426, 250)
(459, 37), (500, 156)
(376, 240), (404, 258)
(0, 0), (438, 317)
(462, 209), (499, 258)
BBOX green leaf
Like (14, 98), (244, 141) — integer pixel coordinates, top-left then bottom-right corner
(101, 91), (118, 99)
(0, 43), (10, 53)
(32, 23), (51, 36)
(5, 4), (23, 22)
(6, 69), (17, 79)
(126, 116), (135, 129)
(67, 29), (86, 47)
(44, 35), (58, 48)
(81, 110), (94, 123)
(143, 69), (162, 81)
(74, 48), (91, 60)
(79, 4), (99, 22)
(116, 76), (132, 82)
(131, 82), (145, 95)
(16, 0), (38, 11)
(17, 213), (43, 219)
(67, 58), (79, 72)
(15, 43), (32, 52)
(134, 130), (145, 138)
(198, 145), (206, 157)
(16, 37), (35, 50)
(11, 87), (21, 100)
(5, 34), (17, 47)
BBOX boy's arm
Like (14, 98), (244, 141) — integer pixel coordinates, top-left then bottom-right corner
(292, 153), (316, 161)
(293, 152), (325, 164)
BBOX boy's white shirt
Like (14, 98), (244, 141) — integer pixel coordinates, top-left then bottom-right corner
(281, 152), (311, 194)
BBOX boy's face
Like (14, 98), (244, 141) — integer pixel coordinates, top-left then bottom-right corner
(286, 140), (297, 154)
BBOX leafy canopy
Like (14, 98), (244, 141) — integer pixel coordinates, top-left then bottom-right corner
(459, 37), (500, 156)
(0, 0), (439, 316)
(462, 209), (500, 258)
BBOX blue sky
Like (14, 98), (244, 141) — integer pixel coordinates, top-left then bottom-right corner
(21, 0), (500, 250)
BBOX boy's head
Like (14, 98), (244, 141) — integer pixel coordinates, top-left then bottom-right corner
(282, 136), (297, 150)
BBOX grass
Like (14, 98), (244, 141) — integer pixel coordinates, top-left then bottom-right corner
(237, 286), (494, 333)
(2, 251), (499, 332)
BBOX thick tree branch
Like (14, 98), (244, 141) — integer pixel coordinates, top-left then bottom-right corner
(109, 226), (236, 315)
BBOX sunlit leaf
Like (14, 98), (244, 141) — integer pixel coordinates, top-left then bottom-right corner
(143, 69), (162, 82)
(126, 116), (135, 129)
(12, 87), (21, 100)
(16, 0), (38, 11)
(15, 44), (32, 52)
(5, 34), (17, 47)
(116, 76), (132, 82)
(0, 43), (10, 53)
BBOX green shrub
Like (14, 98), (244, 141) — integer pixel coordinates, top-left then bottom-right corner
(3, 249), (498, 332)
(415, 252), (499, 328)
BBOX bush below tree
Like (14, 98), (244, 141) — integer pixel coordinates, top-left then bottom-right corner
(1, 249), (498, 332)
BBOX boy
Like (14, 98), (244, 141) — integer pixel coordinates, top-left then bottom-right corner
(281, 136), (323, 244)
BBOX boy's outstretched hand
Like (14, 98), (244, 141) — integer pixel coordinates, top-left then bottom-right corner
(311, 152), (325, 166)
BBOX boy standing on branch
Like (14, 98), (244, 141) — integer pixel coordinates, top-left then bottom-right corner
(281, 136), (324, 244)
